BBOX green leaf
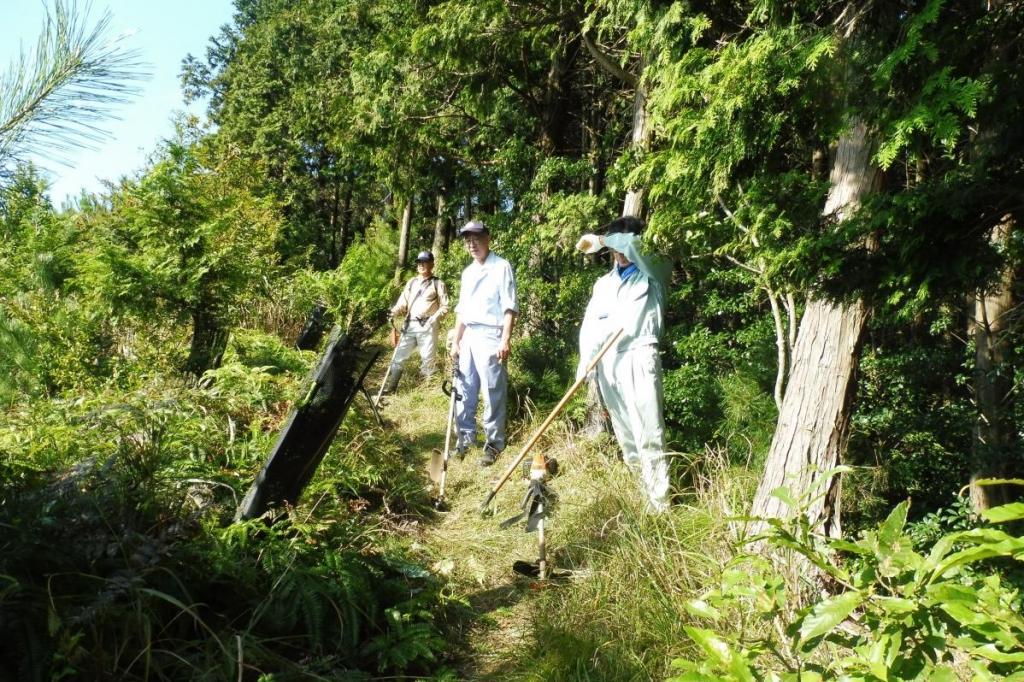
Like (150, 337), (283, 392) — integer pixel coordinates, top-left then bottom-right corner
(859, 632), (895, 680)
(797, 590), (863, 647)
(928, 529), (1024, 582)
(982, 502), (1024, 524)
(684, 598), (722, 620)
(927, 666), (958, 682)
(805, 465), (854, 498)
(770, 486), (797, 509)
(875, 596), (916, 615)
(878, 500), (909, 547)
(683, 626), (755, 681)
(970, 643), (1024, 663)
(828, 538), (871, 556)
(766, 534), (851, 584)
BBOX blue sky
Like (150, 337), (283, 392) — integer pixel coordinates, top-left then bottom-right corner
(3, 1), (236, 205)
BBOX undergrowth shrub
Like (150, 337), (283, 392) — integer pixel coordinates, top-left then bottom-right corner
(845, 340), (973, 532)
(514, 445), (751, 681)
(0, 343), (449, 680)
(670, 479), (1024, 681)
(663, 363), (724, 452)
(715, 372), (777, 468)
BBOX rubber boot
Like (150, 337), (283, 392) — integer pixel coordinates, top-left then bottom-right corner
(385, 366), (403, 394)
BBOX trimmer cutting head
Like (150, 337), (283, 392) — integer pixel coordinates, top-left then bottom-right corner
(511, 560), (571, 579)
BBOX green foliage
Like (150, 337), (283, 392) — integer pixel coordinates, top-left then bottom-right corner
(5, 0), (1024, 677)
(0, 378), (449, 679)
(716, 372), (777, 468)
(663, 363), (724, 453)
(84, 126), (280, 324)
(669, 484), (1024, 681)
(844, 324), (973, 533)
(661, 262), (778, 457)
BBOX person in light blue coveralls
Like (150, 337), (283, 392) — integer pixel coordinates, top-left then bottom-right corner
(576, 216), (671, 512)
(450, 219), (518, 467)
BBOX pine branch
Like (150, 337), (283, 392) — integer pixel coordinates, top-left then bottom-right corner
(0, 0), (148, 174)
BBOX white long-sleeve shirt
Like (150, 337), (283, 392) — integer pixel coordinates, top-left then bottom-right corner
(455, 252), (518, 327)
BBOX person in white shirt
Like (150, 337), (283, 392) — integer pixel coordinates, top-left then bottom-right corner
(450, 220), (518, 466)
(385, 250), (449, 392)
(576, 216), (671, 513)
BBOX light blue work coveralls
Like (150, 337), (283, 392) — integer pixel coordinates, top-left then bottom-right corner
(454, 251), (518, 452)
(578, 232), (671, 512)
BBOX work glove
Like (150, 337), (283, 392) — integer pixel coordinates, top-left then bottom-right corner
(575, 233), (602, 254)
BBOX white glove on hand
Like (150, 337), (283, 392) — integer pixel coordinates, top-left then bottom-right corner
(575, 233), (602, 254)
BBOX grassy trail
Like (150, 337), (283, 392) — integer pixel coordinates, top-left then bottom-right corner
(380, 373), (558, 678)
(374, 366), (738, 680)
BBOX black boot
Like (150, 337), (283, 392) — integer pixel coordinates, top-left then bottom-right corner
(385, 366), (403, 394)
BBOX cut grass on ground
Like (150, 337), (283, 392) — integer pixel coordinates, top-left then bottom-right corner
(367, 364), (755, 681)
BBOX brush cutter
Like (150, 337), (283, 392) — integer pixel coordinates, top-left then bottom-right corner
(479, 328), (623, 514)
(502, 449), (573, 580)
(428, 362), (462, 510)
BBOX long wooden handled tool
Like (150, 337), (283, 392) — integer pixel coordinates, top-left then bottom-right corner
(480, 328), (624, 513)
(429, 365), (460, 509)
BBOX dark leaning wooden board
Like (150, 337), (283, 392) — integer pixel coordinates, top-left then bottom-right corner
(236, 326), (379, 521)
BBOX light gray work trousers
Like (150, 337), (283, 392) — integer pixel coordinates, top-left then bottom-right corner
(597, 344), (670, 512)
(455, 324), (508, 452)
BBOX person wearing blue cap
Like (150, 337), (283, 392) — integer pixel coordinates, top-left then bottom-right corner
(450, 219), (518, 466)
(385, 250), (449, 392)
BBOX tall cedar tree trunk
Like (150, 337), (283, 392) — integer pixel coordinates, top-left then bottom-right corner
(395, 195), (412, 282)
(750, 121), (879, 538)
(432, 193), (448, 258)
(622, 73), (649, 218)
(540, 29), (579, 156)
(967, 0), (1018, 509)
(969, 214), (1017, 509)
(338, 180), (353, 262)
(184, 304), (229, 377)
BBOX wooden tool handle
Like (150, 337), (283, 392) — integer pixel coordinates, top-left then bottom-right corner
(480, 327), (624, 511)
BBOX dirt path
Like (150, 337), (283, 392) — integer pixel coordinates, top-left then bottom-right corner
(379, 374), (545, 678)
(371, 351), (657, 680)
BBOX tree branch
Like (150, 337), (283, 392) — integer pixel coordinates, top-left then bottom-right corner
(581, 29), (637, 88)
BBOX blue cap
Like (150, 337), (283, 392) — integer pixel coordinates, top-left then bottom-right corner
(415, 250), (434, 262)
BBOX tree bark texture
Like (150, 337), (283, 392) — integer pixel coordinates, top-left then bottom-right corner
(750, 121), (879, 537)
(622, 77), (649, 219)
(184, 306), (228, 377)
(432, 193), (448, 259)
(969, 214), (1017, 510)
(767, 288), (788, 410)
(395, 195), (412, 282)
(540, 30), (579, 156)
